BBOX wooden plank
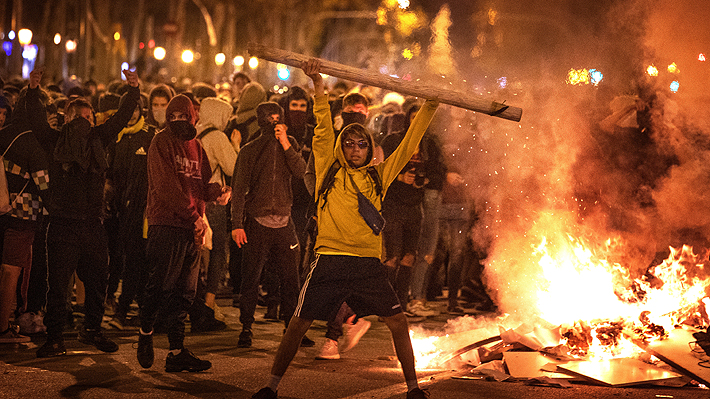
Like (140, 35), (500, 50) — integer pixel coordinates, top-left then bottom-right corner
(642, 327), (710, 386)
(248, 43), (523, 122)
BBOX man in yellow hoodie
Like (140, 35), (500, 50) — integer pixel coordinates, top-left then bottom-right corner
(252, 60), (439, 399)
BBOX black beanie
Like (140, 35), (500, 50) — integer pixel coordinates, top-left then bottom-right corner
(256, 101), (284, 128)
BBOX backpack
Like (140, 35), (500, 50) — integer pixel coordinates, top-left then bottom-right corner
(0, 131), (31, 215)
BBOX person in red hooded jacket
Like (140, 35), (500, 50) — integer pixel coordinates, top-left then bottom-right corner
(136, 94), (231, 373)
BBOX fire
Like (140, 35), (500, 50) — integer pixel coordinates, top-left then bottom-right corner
(409, 227), (710, 369)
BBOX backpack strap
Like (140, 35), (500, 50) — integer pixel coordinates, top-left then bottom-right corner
(197, 126), (220, 141)
(2, 130), (31, 158)
(317, 159), (341, 209)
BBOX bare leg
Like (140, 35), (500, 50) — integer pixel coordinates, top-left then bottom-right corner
(271, 315), (314, 376)
(383, 312), (417, 382)
(0, 264), (22, 331)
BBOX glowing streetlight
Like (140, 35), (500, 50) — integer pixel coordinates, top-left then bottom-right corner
(65, 40), (77, 53)
(215, 53), (226, 66)
(233, 55), (245, 67)
(53, 33), (61, 45)
(17, 29), (32, 45)
(248, 56), (259, 69)
(646, 65), (658, 77)
(181, 49), (194, 63)
(114, 32), (121, 41)
(153, 46), (166, 61)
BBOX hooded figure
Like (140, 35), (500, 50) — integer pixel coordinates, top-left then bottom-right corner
(196, 97), (237, 184)
(165, 94), (198, 141)
(231, 82), (266, 143)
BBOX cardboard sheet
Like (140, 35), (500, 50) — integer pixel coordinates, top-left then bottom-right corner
(644, 327), (710, 386)
(557, 358), (682, 387)
(503, 351), (573, 379)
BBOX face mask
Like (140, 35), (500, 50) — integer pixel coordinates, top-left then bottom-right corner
(289, 110), (307, 127)
(340, 111), (367, 129)
(153, 108), (166, 125)
(169, 120), (197, 140)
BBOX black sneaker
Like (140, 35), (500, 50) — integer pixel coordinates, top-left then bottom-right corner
(191, 316), (227, 333)
(406, 387), (430, 399)
(237, 329), (253, 348)
(165, 348), (211, 372)
(252, 387), (278, 399)
(36, 337), (66, 358)
(78, 328), (119, 352)
(137, 332), (154, 368)
(264, 304), (279, 321)
(300, 335), (315, 347)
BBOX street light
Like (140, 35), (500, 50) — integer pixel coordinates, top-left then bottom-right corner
(182, 50), (194, 63)
(18, 29), (32, 46)
(65, 40), (77, 53)
(215, 53), (226, 66)
(248, 56), (258, 69)
(233, 55), (245, 67)
(153, 46), (166, 61)
(53, 33), (61, 45)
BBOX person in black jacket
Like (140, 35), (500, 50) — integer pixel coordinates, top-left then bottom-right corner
(0, 68), (51, 344)
(231, 102), (306, 348)
(37, 69), (141, 358)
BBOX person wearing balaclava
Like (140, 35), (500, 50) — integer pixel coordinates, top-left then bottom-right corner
(37, 69), (141, 359)
(136, 94), (231, 373)
(230, 101), (307, 349)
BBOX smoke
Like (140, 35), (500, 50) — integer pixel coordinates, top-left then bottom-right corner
(422, 1), (710, 325)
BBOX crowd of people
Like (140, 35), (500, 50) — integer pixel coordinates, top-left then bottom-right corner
(0, 62), (495, 398)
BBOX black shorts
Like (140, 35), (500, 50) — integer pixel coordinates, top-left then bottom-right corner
(295, 254), (403, 321)
(0, 215), (35, 269)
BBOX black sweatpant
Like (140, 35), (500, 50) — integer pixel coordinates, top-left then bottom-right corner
(239, 216), (300, 330)
(45, 217), (109, 339)
(139, 225), (200, 350)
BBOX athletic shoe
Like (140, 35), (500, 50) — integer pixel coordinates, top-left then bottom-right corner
(16, 312), (46, 335)
(165, 348), (212, 372)
(446, 305), (465, 315)
(315, 339), (340, 360)
(406, 387), (430, 399)
(264, 304), (279, 321)
(137, 332), (154, 368)
(252, 387), (278, 399)
(300, 335), (316, 347)
(408, 300), (439, 317)
(341, 318), (371, 353)
(191, 315), (227, 332)
(0, 327), (31, 343)
(78, 328), (119, 352)
(237, 329), (253, 348)
(36, 337), (66, 358)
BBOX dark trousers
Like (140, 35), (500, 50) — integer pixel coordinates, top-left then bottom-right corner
(26, 219), (48, 313)
(116, 221), (148, 317)
(239, 216), (300, 330)
(139, 225), (200, 350)
(45, 217), (109, 339)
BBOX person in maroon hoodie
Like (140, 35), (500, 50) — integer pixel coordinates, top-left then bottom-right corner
(136, 94), (231, 373)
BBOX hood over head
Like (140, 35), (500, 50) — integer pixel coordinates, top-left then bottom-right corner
(335, 122), (374, 169)
(236, 82), (266, 115)
(197, 96), (232, 132)
(164, 94), (197, 140)
(256, 101), (284, 129)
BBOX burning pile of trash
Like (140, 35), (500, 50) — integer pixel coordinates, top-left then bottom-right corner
(409, 241), (710, 388)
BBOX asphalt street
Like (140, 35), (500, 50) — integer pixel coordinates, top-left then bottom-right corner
(0, 299), (707, 399)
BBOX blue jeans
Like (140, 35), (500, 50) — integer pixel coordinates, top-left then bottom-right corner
(410, 189), (441, 300)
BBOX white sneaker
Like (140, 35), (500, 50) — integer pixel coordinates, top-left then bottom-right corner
(315, 338), (340, 360)
(341, 318), (371, 353)
(408, 300), (439, 317)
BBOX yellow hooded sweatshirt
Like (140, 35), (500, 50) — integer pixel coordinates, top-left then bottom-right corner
(312, 94), (438, 259)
